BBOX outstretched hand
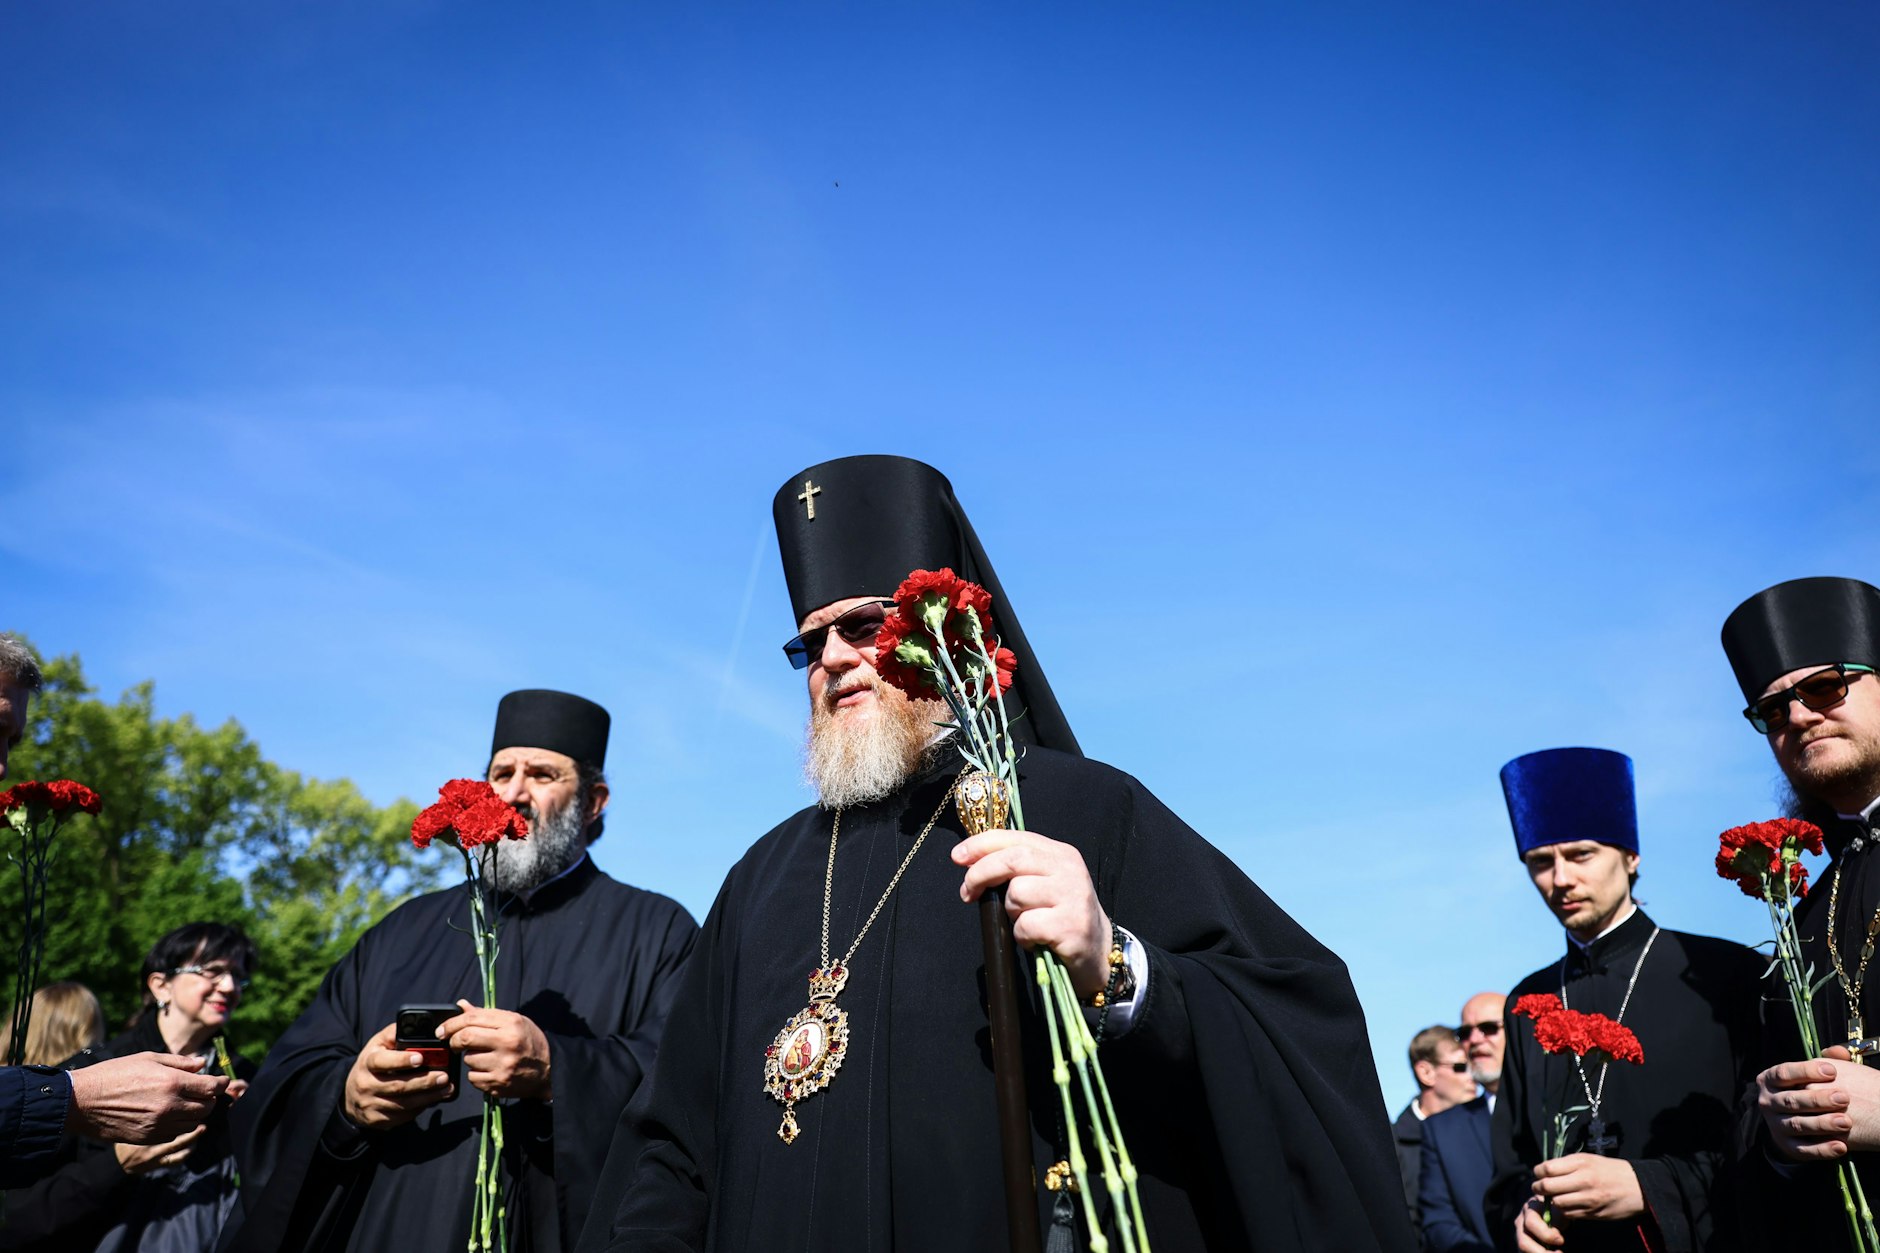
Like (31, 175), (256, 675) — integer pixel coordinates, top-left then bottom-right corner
(953, 829), (1111, 998)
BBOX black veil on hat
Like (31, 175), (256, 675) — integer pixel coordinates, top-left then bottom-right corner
(490, 689), (610, 767)
(772, 454), (1081, 756)
(1721, 577), (1880, 702)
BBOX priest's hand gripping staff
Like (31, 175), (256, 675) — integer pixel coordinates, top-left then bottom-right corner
(410, 780), (532, 1253)
(1717, 818), (1880, 1253)
(873, 568), (1149, 1253)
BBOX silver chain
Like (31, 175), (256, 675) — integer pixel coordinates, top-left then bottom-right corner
(820, 782), (957, 971)
(1559, 924), (1660, 1123)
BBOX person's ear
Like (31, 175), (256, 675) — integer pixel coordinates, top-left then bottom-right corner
(586, 779), (610, 826)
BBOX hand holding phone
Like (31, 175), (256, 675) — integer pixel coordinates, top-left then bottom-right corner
(342, 1015), (457, 1132)
(396, 1004), (465, 1090)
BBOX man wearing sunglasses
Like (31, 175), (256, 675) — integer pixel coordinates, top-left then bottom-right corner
(1724, 577), (1880, 1252)
(1397, 1026), (1482, 1245)
(589, 455), (1415, 1253)
(1419, 991), (1504, 1253)
(1484, 749), (1762, 1253)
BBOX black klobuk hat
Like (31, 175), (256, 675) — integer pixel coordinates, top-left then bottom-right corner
(1721, 577), (1880, 703)
(772, 454), (1080, 755)
(491, 689), (610, 768)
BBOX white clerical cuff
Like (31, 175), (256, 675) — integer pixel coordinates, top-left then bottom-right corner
(1082, 926), (1149, 1038)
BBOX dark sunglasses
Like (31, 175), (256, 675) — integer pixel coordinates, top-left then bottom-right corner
(783, 600), (897, 671)
(1744, 663), (1876, 734)
(1438, 1061), (1469, 1074)
(1458, 1020), (1501, 1040)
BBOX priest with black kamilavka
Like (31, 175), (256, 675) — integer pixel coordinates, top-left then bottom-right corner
(1724, 577), (1880, 1252)
(227, 690), (698, 1253)
(582, 455), (1415, 1253)
(1485, 748), (1762, 1253)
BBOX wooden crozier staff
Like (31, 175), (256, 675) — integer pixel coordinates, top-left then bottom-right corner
(957, 771), (1044, 1253)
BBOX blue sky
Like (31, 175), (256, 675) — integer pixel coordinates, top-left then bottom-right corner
(6, 1), (1879, 1106)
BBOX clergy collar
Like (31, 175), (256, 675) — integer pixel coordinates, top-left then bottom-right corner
(1823, 797), (1880, 861)
(497, 851), (596, 914)
(1563, 903), (1655, 971)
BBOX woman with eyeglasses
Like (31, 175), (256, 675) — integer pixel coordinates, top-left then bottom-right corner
(0, 922), (257, 1253)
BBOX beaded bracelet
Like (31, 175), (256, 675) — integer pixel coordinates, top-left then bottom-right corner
(1092, 923), (1127, 1046)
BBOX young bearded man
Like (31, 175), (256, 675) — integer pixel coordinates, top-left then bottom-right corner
(1420, 991), (1505, 1253)
(1723, 577), (1880, 1252)
(231, 690), (697, 1253)
(1485, 749), (1761, 1253)
(588, 455), (1416, 1253)
(1397, 1026), (1481, 1244)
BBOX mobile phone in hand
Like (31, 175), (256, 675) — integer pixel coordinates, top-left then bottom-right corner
(395, 1003), (463, 1090)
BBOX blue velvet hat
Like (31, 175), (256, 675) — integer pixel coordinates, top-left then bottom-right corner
(1499, 748), (1638, 858)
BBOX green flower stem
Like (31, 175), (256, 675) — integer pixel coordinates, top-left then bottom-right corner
(1038, 954), (1109, 1253)
(460, 848), (509, 1253)
(1047, 957), (1142, 1253)
(1759, 871), (1878, 1253)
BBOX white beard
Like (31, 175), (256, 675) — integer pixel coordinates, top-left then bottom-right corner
(480, 790), (586, 894)
(803, 675), (946, 809)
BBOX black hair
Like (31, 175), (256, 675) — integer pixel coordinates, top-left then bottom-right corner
(577, 759), (607, 844)
(139, 921), (258, 1012)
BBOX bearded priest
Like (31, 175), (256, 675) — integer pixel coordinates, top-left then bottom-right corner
(227, 689), (698, 1253)
(581, 455), (1414, 1253)
(1484, 749), (1762, 1253)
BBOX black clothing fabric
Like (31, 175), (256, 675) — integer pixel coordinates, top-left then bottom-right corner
(1486, 909), (1762, 1253)
(227, 858), (696, 1253)
(493, 690), (610, 767)
(1740, 813), (1880, 1252)
(0, 1067), (71, 1190)
(1720, 576), (1880, 701)
(771, 455), (1079, 754)
(1394, 1103), (1428, 1248)
(0, 1013), (252, 1252)
(587, 749), (1416, 1253)
(1420, 1097), (1493, 1253)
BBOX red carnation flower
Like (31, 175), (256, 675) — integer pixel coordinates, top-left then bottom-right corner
(892, 568), (968, 625)
(1511, 993), (1563, 1022)
(45, 780), (103, 815)
(1715, 818), (1823, 901)
(872, 614), (943, 698)
(988, 645), (1017, 696)
(410, 780), (530, 851)
(1532, 1009), (1643, 1067)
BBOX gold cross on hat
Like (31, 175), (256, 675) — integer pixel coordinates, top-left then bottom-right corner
(797, 480), (821, 520)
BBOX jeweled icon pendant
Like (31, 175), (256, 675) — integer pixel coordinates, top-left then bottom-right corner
(764, 964), (852, 1144)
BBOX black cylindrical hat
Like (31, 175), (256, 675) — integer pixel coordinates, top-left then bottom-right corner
(491, 689), (610, 767)
(773, 455), (1081, 756)
(1721, 577), (1880, 702)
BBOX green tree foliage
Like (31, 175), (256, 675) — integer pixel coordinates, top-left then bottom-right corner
(1, 644), (446, 1059)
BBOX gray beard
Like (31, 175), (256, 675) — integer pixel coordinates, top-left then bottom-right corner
(803, 679), (946, 809)
(479, 791), (586, 894)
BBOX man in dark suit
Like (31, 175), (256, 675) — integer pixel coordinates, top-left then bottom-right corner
(1419, 991), (1504, 1253)
(1395, 1025), (1478, 1245)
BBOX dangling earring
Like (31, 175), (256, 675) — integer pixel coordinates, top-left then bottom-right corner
(159, 1001), (170, 1016)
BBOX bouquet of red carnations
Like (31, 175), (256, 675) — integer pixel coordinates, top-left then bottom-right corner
(875, 568), (1146, 1253)
(411, 781), (530, 1253)
(2, 779), (102, 1066)
(1509, 994), (1642, 1224)
(1716, 818), (1878, 1252)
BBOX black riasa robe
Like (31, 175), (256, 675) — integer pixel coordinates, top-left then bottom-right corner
(1485, 908), (1763, 1253)
(583, 748), (1417, 1253)
(1739, 814), (1880, 1253)
(226, 857), (696, 1253)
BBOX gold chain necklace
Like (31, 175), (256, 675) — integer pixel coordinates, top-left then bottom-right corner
(763, 780), (957, 1144)
(1823, 850), (1880, 1063)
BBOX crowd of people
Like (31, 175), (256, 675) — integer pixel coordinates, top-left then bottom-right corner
(1, 455), (1877, 1253)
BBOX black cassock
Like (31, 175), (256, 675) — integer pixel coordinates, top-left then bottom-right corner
(1486, 908), (1762, 1253)
(227, 857), (696, 1253)
(582, 748), (1416, 1253)
(1739, 814), (1880, 1253)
